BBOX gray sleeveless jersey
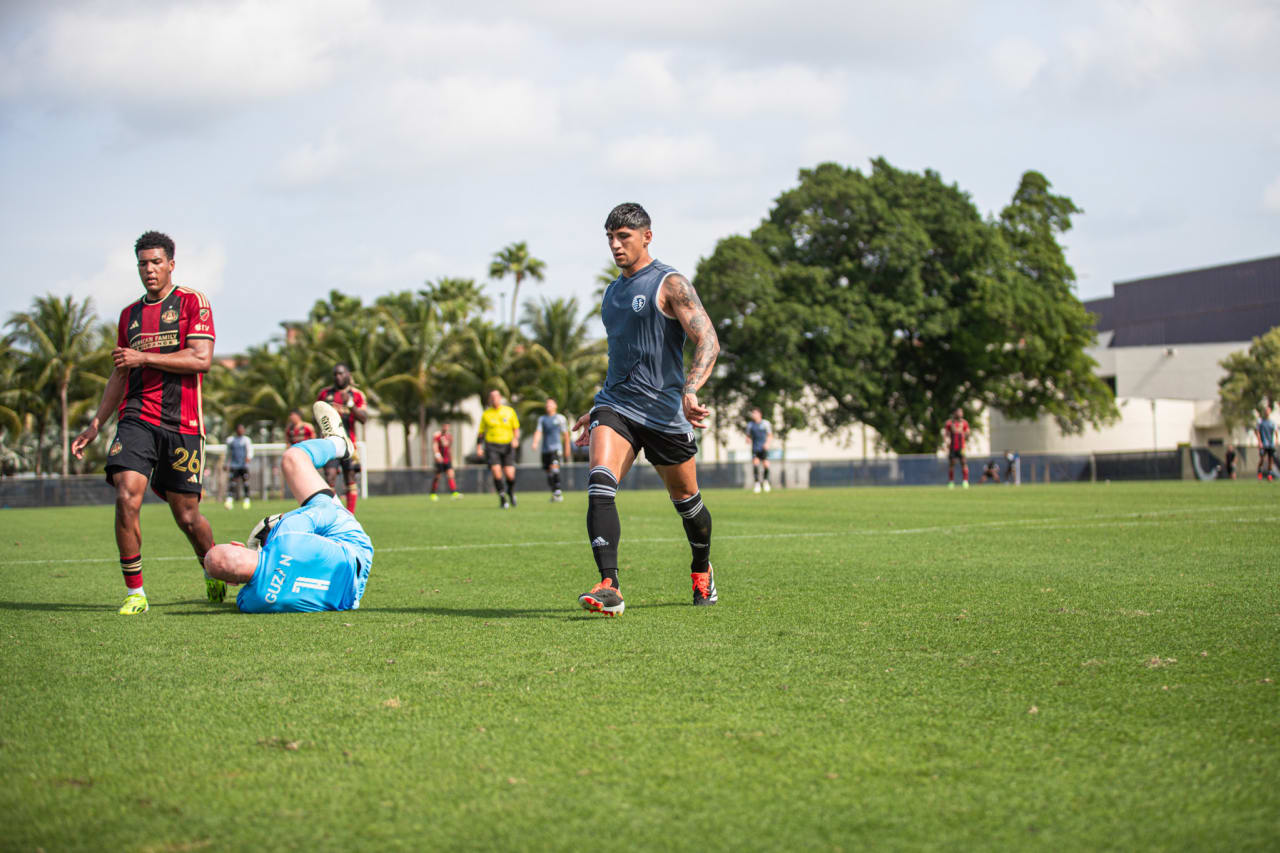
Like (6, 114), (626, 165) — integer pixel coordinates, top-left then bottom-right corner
(593, 259), (691, 434)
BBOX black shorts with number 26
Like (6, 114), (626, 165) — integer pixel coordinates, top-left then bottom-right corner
(105, 416), (204, 499)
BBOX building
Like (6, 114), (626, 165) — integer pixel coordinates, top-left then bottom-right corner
(991, 255), (1280, 453)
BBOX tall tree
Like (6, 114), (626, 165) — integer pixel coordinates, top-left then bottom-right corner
(489, 242), (546, 327)
(519, 296), (607, 422)
(6, 295), (112, 475)
(696, 159), (1116, 453)
(1218, 326), (1280, 431)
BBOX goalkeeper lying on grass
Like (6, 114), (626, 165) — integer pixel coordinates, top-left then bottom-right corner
(202, 401), (373, 613)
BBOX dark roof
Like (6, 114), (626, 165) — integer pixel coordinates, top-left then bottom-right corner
(1084, 255), (1280, 347)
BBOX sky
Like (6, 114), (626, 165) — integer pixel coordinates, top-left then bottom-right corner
(1, 0), (1277, 354)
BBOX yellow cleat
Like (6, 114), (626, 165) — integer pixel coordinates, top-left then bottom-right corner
(118, 593), (149, 615)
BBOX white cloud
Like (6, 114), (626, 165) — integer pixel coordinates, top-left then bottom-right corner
(2, 0), (370, 108)
(69, 240), (227, 321)
(275, 132), (346, 188)
(597, 133), (730, 181)
(1264, 175), (1280, 214)
(989, 36), (1048, 93)
(699, 65), (847, 119)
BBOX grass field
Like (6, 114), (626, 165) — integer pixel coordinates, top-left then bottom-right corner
(1, 480), (1277, 851)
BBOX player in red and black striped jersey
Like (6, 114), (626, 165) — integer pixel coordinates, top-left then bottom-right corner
(285, 408), (316, 445)
(71, 231), (219, 614)
(943, 408), (971, 489)
(317, 363), (367, 513)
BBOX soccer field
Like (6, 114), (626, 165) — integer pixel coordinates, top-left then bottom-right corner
(1, 481), (1277, 851)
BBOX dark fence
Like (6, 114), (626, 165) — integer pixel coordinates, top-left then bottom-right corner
(0, 448), (1217, 508)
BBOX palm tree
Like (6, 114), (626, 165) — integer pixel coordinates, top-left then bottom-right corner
(6, 295), (111, 476)
(489, 242), (546, 327)
(422, 277), (492, 328)
(373, 291), (465, 465)
(455, 319), (546, 412)
(518, 296), (608, 424)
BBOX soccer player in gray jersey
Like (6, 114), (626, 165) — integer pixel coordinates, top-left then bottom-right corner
(572, 202), (721, 615)
(747, 407), (772, 493)
(223, 423), (254, 509)
(532, 397), (571, 501)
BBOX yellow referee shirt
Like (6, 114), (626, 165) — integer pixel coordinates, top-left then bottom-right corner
(478, 405), (520, 444)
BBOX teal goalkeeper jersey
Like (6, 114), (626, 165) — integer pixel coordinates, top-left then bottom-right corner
(237, 494), (373, 613)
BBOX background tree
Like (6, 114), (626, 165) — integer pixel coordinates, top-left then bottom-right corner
(1218, 326), (1280, 432)
(6, 295), (113, 475)
(697, 159), (1116, 453)
(489, 242), (546, 327)
(518, 296), (607, 424)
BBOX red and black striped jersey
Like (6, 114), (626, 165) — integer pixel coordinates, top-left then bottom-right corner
(116, 285), (215, 436)
(316, 385), (366, 441)
(944, 418), (970, 451)
(432, 430), (452, 463)
(286, 422), (316, 445)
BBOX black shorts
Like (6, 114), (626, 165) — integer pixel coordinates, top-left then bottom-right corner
(229, 466), (249, 481)
(105, 417), (204, 500)
(324, 457), (361, 482)
(752, 449), (768, 462)
(949, 448), (966, 461)
(434, 459), (453, 474)
(541, 450), (562, 470)
(1262, 447), (1277, 464)
(590, 407), (697, 467)
(484, 442), (515, 467)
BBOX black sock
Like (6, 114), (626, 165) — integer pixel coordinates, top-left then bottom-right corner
(763, 466), (770, 483)
(493, 475), (505, 496)
(551, 470), (562, 491)
(505, 476), (516, 497)
(673, 491), (712, 572)
(753, 467), (760, 483)
(587, 466), (620, 583)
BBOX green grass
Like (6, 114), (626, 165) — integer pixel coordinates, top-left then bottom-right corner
(1, 481), (1277, 851)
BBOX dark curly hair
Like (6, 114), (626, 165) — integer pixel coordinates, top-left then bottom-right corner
(604, 203), (650, 232)
(134, 230), (175, 260)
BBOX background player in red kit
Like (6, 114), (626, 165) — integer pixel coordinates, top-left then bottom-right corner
(316, 363), (366, 512)
(285, 408), (316, 445)
(429, 422), (461, 501)
(944, 408), (971, 489)
(71, 231), (219, 613)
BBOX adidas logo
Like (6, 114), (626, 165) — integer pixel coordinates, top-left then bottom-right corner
(590, 536), (609, 548)
(129, 320), (140, 329)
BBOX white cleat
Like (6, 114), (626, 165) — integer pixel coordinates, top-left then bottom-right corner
(313, 401), (355, 459)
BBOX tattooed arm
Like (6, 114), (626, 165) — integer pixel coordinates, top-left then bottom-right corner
(659, 273), (720, 429)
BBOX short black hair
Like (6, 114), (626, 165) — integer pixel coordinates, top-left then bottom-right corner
(135, 231), (175, 260)
(605, 203), (650, 232)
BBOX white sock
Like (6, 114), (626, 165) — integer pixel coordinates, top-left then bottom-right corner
(327, 436), (348, 458)
(128, 586), (146, 598)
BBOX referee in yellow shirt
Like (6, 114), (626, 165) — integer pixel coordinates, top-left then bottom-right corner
(476, 389), (521, 508)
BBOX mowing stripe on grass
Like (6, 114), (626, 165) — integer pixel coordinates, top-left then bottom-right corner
(0, 503), (1254, 567)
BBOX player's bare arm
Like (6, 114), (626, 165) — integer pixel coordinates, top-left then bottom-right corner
(71, 367), (130, 458)
(113, 338), (213, 374)
(659, 274), (719, 429)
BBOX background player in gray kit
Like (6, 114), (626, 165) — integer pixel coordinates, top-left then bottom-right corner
(573, 202), (721, 615)
(223, 423), (254, 509)
(747, 407), (772, 493)
(532, 397), (571, 502)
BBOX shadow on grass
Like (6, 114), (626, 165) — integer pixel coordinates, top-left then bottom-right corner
(362, 602), (688, 619)
(0, 599), (233, 614)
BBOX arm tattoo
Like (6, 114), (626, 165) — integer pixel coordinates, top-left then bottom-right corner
(664, 275), (719, 394)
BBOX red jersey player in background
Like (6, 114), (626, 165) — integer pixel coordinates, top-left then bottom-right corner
(429, 422), (462, 501)
(71, 230), (219, 614)
(285, 408), (316, 445)
(316, 363), (366, 512)
(944, 408), (971, 489)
